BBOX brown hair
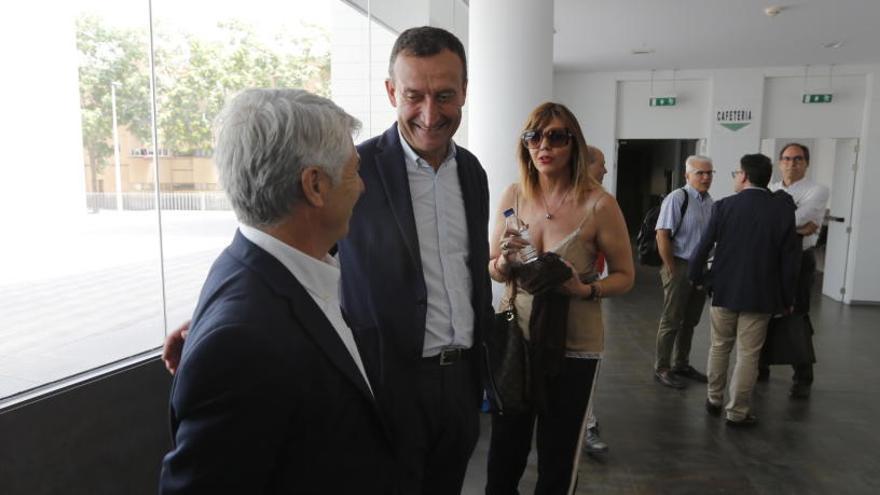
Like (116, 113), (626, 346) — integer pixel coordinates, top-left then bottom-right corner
(779, 142), (810, 163)
(516, 102), (599, 202)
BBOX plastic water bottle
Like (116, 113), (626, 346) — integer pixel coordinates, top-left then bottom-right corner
(503, 208), (538, 263)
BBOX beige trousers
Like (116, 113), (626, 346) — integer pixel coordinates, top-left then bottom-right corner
(707, 307), (771, 421)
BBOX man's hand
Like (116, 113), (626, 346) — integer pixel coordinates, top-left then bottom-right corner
(162, 320), (191, 375)
(656, 229), (676, 276)
(796, 221), (819, 236)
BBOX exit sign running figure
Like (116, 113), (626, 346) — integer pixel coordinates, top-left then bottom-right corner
(650, 96), (677, 107)
(802, 93), (833, 104)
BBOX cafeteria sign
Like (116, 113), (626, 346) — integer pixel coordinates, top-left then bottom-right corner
(716, 109), (752, 131)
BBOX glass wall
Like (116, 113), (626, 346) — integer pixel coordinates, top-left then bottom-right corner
(0, 0), (406, 404)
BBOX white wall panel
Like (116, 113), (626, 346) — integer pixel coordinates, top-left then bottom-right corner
(763, 75), (866, 138)
(616, 79), (710, 139)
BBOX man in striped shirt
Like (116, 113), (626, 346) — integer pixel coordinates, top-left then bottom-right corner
(653, 155), (715, 389)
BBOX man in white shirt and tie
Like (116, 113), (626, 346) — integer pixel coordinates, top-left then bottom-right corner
(762, 142), (830, 399)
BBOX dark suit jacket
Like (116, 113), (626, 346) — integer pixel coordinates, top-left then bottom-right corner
(159, 231), (395, 494)
(689, 188), (800, 314)
(337, 123), (493, 403)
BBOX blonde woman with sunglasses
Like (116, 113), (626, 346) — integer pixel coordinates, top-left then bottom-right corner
(486, 102), (634, 494)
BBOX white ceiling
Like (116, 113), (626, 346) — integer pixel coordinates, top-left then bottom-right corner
(553, 0), (880, 73)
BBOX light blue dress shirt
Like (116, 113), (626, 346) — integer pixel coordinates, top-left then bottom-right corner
(655, 184), (714, 261)
(399, 131), (475, 357)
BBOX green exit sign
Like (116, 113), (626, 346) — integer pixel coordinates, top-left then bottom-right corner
(802, 93), (833, 104)
(650, 96), (677, 107)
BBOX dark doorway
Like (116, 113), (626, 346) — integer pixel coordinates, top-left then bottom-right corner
(616, 139), (698, 237)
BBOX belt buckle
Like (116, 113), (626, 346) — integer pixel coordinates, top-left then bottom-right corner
(439, 348), (461, 366)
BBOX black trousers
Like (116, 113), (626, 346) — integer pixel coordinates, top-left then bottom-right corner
(486, 357), (598, 495)
(760, 248), (816, 384)
(394, 353), (481, 495)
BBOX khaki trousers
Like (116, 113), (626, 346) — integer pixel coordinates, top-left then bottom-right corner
(655, 258), (706, 370)
(707, 307), (771, 421)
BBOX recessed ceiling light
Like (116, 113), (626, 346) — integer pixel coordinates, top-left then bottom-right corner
(631, 48), (655, 55)
(823, 41), (843, 49)
(764, 5), (784, 16)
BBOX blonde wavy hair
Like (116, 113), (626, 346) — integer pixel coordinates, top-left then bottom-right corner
(516, 102), (599, 202)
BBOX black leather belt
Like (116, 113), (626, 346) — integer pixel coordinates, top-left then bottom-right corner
(423, 347), (471, 366)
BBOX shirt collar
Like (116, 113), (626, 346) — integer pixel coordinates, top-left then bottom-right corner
(780, 176), (811, 191)
(683, 183), (711, 201)
(238, 224), (339, 303)
(398, 128), (457, 170)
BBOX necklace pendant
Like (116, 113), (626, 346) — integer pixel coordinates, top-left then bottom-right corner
(545, 213), (552, 220)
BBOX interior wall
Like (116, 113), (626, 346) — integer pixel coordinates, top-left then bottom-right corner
(344, 0), (429, 32)
(616, 79), (710, 139)
(848, 72), (880, 303)
(763, 75), (867, 138)
(0, 359), (172, 495)
(555, 64), (880, 303)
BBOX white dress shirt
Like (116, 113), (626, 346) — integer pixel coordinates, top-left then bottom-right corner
(399, 131), (475, 357)
(769, 177), (830, 250)
(239, 224), (373, 395)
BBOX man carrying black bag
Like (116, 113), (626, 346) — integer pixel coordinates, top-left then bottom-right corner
(689, 153), (800, 427)
(761, 143), (830, 399)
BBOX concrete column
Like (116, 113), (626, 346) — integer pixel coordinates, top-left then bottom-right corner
(468, 0), (554, 218)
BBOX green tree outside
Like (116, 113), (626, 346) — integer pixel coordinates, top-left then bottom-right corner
(76, 14), (152, 197)
(76, 14), (331, 197)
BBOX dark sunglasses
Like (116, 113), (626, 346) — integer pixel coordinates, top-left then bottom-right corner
(521, 129), (573, 149)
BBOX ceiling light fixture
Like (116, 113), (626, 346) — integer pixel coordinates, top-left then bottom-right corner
(632, 48), (655, 55)
(823, 41), (843, 49)
(764, 5), (784, 16)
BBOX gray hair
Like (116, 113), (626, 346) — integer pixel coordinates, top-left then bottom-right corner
(685, 154), (713, 173)
(213, 88), (361, 227)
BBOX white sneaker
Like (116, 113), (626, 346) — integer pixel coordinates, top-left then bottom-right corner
(583, 427), (608, 454)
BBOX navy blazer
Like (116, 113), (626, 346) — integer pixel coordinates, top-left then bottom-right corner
(159, 231), (395, 494)
(689, 188), (800, 314)
(337, 123), (493, 397)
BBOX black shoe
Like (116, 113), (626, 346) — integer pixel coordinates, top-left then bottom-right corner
(757, 368), (770, 383)
(790, 383), (811, 399)
(725, 414), (758, 428)
(705, 399), (722, 417)
(654, 369), (686, 389)
(673, 365), (708, 383)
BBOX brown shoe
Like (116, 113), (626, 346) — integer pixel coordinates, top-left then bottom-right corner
(654, 369), (686, 389)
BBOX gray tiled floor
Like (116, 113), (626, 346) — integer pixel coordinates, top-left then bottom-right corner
(462, 263), (880, 494)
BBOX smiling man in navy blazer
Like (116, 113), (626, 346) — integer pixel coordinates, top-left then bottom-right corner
(336, 27), (492, 495)
(159, 89), (395, 494)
